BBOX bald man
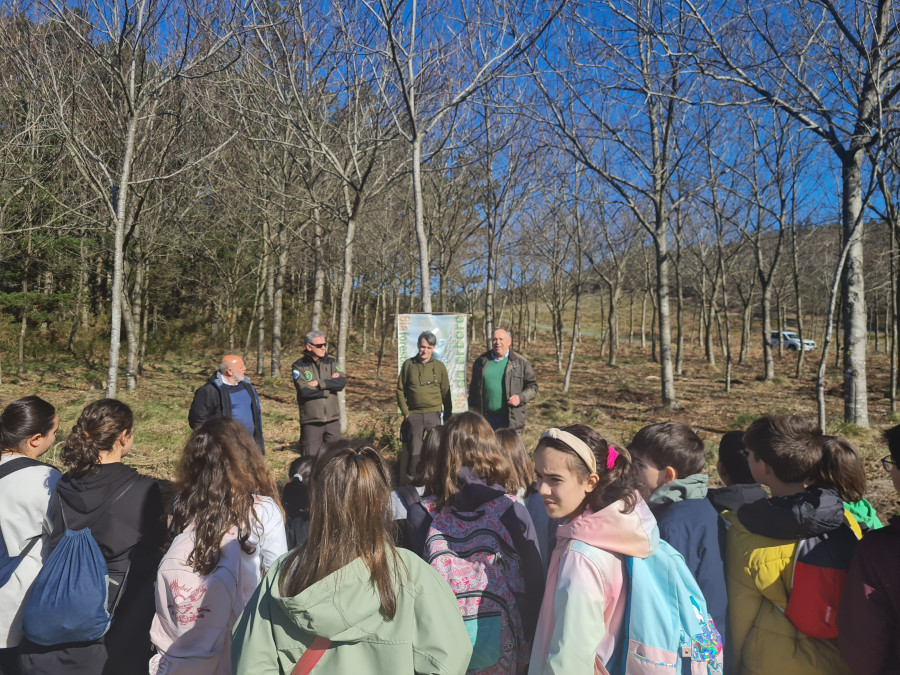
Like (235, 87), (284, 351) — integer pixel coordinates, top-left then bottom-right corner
(188, 355), (264, 452)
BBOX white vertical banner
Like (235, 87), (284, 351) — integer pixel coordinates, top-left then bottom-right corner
(397, 313), (468, 413)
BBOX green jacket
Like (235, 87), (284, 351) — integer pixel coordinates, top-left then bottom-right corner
(231, 548), (472, 675)
(396, 356), (452, 417)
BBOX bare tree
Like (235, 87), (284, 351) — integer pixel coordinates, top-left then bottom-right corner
(13, 0), (241, 396)
(685, 0), (900, 425)
(360, 0), (565, 312)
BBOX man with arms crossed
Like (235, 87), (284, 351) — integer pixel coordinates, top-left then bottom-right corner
(291, 331), (346, 457)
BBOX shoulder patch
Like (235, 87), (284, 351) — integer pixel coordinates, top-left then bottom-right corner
(292, 369), (301, 380)
(335, 363), (343, 373)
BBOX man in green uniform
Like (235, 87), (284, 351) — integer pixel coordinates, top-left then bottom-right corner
(397, 331), (452, 482)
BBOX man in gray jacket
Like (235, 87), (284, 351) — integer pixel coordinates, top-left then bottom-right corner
(468, 328), (538, 431)
(291, 331), (346, 457)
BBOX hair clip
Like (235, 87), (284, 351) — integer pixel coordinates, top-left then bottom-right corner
(606, 446), (619, 470)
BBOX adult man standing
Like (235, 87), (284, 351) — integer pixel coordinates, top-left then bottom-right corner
(397, 331), (452, 481)
(468, 328), (538, 431)
(291, 331), (346, 457)
(188, 355), (264, 452)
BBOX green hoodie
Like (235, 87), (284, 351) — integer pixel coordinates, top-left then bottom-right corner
(232, 548), (472, 674)
(646, 473), (709, 506)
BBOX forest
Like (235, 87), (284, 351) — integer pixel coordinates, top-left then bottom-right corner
(4, 0), (900, 437)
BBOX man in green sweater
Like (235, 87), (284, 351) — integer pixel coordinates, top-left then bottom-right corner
(397, 331), (452, 482)
(468, 327), (538, 431)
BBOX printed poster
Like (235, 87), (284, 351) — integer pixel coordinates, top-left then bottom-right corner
(397, 313), (468, 414)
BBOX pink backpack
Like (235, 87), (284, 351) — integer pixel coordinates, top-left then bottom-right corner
(422, 494), (529, 674)
(149, 526), (243, 675)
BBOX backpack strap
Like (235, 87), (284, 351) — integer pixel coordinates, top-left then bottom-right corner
(291, 636), (331, 675)
(0, 456), (45, 480)
(396, 485), (422, 510)
(605, 556), (633, 675)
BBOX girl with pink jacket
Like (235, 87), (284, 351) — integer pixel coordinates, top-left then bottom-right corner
(528, 425), (658, 674)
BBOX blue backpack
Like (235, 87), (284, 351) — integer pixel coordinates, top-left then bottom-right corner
(22, 476), (138, 646)
(608, 539), (724, 675)
(0, 457), (45, 586)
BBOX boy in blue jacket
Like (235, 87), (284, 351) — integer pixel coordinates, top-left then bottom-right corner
(628, 422), (729, 640)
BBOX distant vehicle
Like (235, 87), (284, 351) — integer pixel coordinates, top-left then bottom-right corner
(770, 330), (816, 351)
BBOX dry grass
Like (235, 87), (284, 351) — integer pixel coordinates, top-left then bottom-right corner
(3, 322), (898, 519)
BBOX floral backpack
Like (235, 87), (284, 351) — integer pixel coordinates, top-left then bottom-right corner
(422, 494), (529, 674)
(149, 526), (243, 675)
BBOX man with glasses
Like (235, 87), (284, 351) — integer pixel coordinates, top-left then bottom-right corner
(188, 354), (264, 452)
(468, 327), (538, 431)
(291, 330), (346, 457)
(396, 331), (452, 483)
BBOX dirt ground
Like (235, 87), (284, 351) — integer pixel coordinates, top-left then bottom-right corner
(4, 329), (898, 519)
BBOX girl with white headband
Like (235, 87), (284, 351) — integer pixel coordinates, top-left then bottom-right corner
(528, 424), (658, 674)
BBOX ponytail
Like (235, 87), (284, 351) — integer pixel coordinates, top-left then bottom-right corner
(62, 399), (133, 476)
(0, 396), (56, 453)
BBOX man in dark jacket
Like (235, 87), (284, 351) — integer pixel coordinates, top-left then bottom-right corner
(291, 330), (346, 457)
(188, 355), (264, 452)
(837, 425), (900, 674)
(467, 328), (537, 431)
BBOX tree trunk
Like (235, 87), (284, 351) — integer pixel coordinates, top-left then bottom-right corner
(841, 156), (869, 426)
(271, 223), (287, 378)
(257, 221), (269, 374)
(311, 212), (325, 332)
(563, 286), (581, 392)
(105, 108), (140, 399)
(336, 211), (356, 433)
(69, 237), (87, 354)
(654, 234), (677, 406)
(411, 136), (433, 313)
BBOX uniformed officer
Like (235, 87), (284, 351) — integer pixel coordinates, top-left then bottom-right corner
(291, 331), (346, 457)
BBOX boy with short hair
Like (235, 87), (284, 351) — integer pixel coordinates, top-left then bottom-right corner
(628, 422), (728, 640)
(837, 425), (900, 674)
(707, 430), (767, 513)
(727, 415), (855, 675)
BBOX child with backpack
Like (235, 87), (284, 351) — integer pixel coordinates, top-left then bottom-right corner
(531, 424), (723, 674)
(391, 424), (442, 550)
(282, 456), (313, 549)
(0, 397), (60, 675)
(627, 422), (729, 640)
(837, 424), (900, 673)
(707, 430), (767, 513)
(726, 415), (858, 675)
(149, 418), (287, 675)
(231, 440), (473, 674)
(19, 399), (166, 675)
(495, 428), (533, 501)
(407, 411), (545, 674)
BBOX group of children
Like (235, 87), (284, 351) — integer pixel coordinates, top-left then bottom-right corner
(0, 395), (898, 675)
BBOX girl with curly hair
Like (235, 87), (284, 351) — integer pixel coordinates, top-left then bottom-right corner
(20, 398), (166, 675)
(150, 417), (286, 674)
